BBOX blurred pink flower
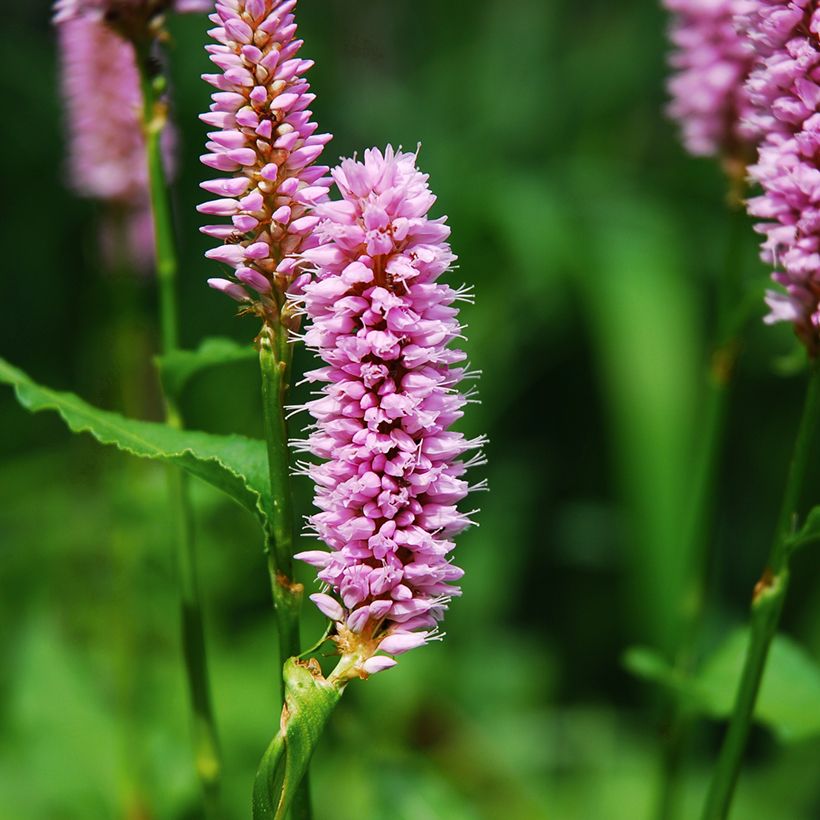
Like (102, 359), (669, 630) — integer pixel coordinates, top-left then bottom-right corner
(664, 0), (756, 158)
(740, 0), (820, 352)
(55, 0), (211, 23)
(58, 13), (157, 269)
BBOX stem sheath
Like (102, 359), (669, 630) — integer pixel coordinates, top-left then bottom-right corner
(136, 45), (222, 816)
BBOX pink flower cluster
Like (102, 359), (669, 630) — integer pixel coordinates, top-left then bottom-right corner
(740, 1), (820, 352)
(56, 0), (209, 269)
(293, 147), (484, 674)
(199, 0), (332, 306)
(57, 12), (158, 269)
(54, 0), (211, 23)
(59, 16), (149, 204)
(664, 0), (756, 157)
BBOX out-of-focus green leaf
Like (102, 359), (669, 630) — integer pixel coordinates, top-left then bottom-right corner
(253, 659), (342, 820)
(0, 357), (269, 524)
(156, 336), (257, 401)
(575, 196), (699, 652)
(697, 629), (820, 742)
(625, 631), (820, 742)
(784, 506), (820, 555)
(623, 646), (679, 690)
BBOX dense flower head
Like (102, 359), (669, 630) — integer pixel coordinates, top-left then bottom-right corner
(54, 0), (211, 25)
(663, 0), (757, 158)
(199, 0), (332, 312)
(293, 147), (484, 675)
(59, 15), (148, 203)
(740, 0), (820, 352)
(57, 12), (159, 269)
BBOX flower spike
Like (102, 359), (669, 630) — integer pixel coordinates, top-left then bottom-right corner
(199, 0), (332, 319)
(740, 1), (820, 353)
(663, 0), (756, 161)
(294, 147), (484, 676)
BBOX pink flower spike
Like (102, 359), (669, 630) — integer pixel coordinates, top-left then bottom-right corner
(296, 147), (484, 671)
(740, 1), (820, 354)
(54, 9), (180, 272)
(55, 0), (213, 25)
(663, 0), (756, 159)
(199, 0), (332, 310)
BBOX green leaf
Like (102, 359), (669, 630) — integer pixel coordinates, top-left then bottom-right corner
(575, 197), (700, 652)
(155, 336), (257, 400)
(625, 632), (820, 742)
(623, 646), (678, 689)
(0, 357), (269, 525)
(622, 646), (704, 714)
(697, 629), (820, 742)
(784, 505), (820, 555)
(253, 659), (342, 820)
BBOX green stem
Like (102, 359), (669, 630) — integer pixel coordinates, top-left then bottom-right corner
(258, 327), (302, 666)
(656, 205), (746, 820)
(136, 45), (222, 815)
(701, 361), (820, 820)
(258, 323), (310, 819)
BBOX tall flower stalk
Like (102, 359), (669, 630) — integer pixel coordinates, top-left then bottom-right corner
(55, 1), (224, 812)
(251, 145), (482, 820)
(702, 2), (820, 817)
(137, 52), (223, 814)
(199, 1), (331, 814)
(659, 3), (757, 815)
(702, 365), (820, 820)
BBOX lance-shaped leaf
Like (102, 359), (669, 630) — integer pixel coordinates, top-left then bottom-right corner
(253, 658), (343, 820)
(156, 336), (257, 401)
(624, 629), (820, 742)
(0, 357), (269, 524)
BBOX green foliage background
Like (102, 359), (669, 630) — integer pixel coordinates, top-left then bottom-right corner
(3, 1), (820, 818)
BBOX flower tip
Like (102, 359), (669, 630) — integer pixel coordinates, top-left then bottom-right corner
(361, 656), (398, 677)
(294, 549), (332, 567)
(377, 631), (429, 656)
(309, 592), (344, 622)
(207, 277), (250, 302)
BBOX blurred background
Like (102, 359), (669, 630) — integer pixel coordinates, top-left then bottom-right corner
(3, 0), (820, 818)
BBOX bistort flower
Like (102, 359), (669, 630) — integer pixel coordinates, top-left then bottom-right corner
(293, 147), (485, 676)
(740, 0), (820, 352)
(57, 12), (159, 268)
(198, 0), (332, 313)
(664, 0), (756, 159)
(54, 0), (211, 25)
(56, 0), (208, 268)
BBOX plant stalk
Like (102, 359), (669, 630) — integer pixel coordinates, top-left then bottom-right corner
(656, 204), (747, 820)
(258, 317), (310, 820)
(136, 45), (222, 815)
(701, 360), (820, 820)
